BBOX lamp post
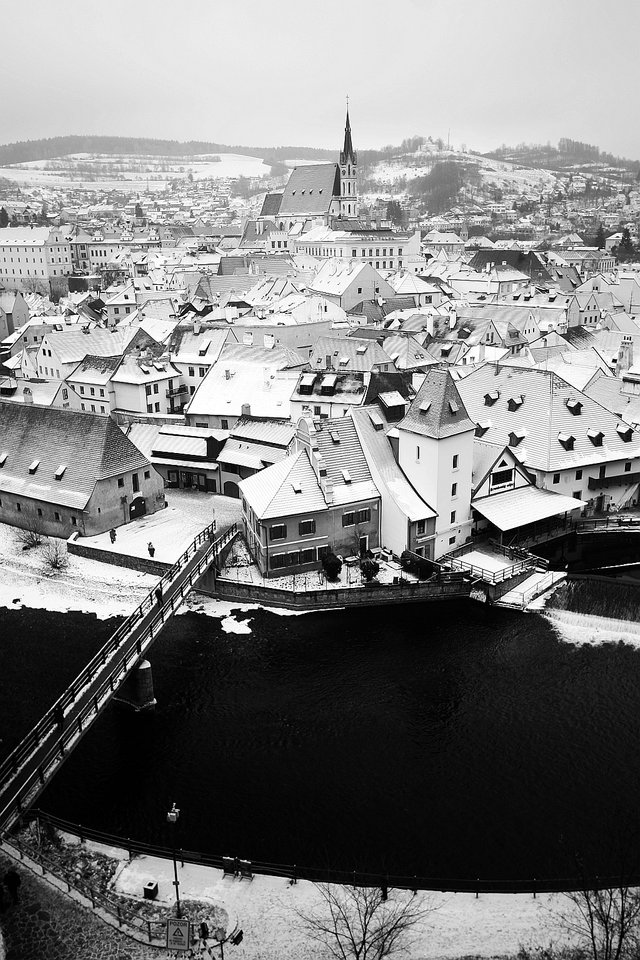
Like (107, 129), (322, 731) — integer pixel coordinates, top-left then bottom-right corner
(166, 802), (181, 918)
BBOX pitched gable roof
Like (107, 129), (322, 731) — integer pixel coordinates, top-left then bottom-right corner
(239, 449), (326, 519)
(278, 164), (340, 216)
(0, 402), (150, 509)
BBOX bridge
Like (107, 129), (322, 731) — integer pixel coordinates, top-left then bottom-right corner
(0, 522), (237, 837)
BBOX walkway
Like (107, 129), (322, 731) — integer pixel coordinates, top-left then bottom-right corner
(0, 523), (237, 836)
(0, 852), (156, 960)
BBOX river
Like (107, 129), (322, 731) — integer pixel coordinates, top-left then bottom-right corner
(2, 599), (640, 883)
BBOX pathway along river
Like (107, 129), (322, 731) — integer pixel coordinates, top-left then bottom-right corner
(2, 599), (640, 884)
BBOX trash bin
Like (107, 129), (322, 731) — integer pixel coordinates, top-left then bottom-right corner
(144, 880), (158, 900)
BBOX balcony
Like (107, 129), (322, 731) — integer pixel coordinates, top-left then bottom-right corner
(166, 383), (188, 399)
(588, 471), (640, 490)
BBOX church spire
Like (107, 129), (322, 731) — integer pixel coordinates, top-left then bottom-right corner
(340, 104), (356, 166)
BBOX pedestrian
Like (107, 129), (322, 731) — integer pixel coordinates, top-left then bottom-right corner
(109, 528), (117, 544)
(4, 868), (20, 904)
(199, 920), (209, 941)
(155, 586), (163, 605)
(54, 704), (64, 728)
(147, 542), (155, 558)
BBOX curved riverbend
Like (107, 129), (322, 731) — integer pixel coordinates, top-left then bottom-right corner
(3, 600), (640, 883)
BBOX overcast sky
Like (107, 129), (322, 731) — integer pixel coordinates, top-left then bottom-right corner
(2, 0), (639, 159)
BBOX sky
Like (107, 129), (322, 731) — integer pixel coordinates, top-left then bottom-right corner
(2, 0), (640, 159)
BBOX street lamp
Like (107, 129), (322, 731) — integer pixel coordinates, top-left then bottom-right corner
(166, 802), (181, 918)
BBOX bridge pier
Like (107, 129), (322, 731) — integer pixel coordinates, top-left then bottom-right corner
(113, 660), (157, 712)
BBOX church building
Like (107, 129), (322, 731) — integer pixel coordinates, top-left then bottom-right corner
(259, 109), (359, 232)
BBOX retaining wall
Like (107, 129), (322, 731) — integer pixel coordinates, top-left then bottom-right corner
(67, 538), (169, 576)
(202, 575), (471, 610)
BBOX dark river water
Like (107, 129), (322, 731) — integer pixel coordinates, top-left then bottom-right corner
(2, 600), (640, 883)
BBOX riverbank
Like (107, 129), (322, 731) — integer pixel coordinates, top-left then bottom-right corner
(1, 831), (585, 960)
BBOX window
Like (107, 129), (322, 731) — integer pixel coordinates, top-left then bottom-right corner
(147, 404), (153, 413)
(90, 387), (95, 396)
(271, 553), (287, 570)
(188, 366), (195, 377)
(153, 383), (159, 394)
(300, 547), (315, 564)
(342, 512), (355, 527)
(79, 385), (85, 394)
(145, 384), (152, 396)
(16, 502), (21, 512)
(221, 419), (229, 430)
(71, 516), (77, 526)
(450, 510), (456, 524)
(492, 468), (513, 487)
(625, 462), (632, 472)
(575, 469), (583, 481)
(299, 519), (316, 535)
(356, 508), (370, 524)
(553, 473), (560, 484)
(449, 536), (456, 545)
(54, 512), (60, 521)
(62, 388), (68, 400)
(154, 402), (160, 412)
(314, 405), (321, 416)
(37, 508), (43, 517)
(452, 454), (459, 469)
(451, 483), (457, 497)
(270, 524), (287, 541)
(199, 367), (206, 377)
(117, 478), (124, 488)
(416, 445), (420, 461)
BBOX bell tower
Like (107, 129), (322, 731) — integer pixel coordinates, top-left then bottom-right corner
(339, 103), (358, 219)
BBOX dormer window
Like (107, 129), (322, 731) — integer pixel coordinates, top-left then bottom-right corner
(617, 423), (633, 442)
(291, 482), (302, 494)
(448, 400), (459, 414)
(566, 398), (583, 416)
(28, 460), (40, 474)
(419, 401), (431, 415)
(558, 433), (575, 451)
(475, 420), (491, 437)
(341, 469), (352, 484)
(484, 391), (499, 406)
(509, 428), (527, 447)
(54, 465), (67, 480)
(587, 429), (604, 446)
(507, 395), (524, 411)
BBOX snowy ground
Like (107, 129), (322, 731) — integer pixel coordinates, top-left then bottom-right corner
(451, 549), (514, 575)
(111, 852), (583, 960)
(0, 492), (242, 620)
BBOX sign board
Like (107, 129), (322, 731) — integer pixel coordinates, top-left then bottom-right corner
(167, 918), (190, 951)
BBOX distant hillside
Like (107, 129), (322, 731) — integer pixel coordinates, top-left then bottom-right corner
(486, 139), (640, 177)
(0, 135), (337, 166)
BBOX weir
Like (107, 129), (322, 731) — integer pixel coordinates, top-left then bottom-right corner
(0, 522), (238, 837)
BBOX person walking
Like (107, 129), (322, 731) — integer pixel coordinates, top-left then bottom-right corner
(4, 868), (21, 904)
(109, 528), (117, 544)
(147, 542), (155, 558)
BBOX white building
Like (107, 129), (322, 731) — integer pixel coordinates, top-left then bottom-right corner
(0, 227), (72, 295)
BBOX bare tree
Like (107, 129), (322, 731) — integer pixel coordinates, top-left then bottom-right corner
(295, 883), (433, 960)
(16, 515), (45, 549)
(43, 540), (69, 571)
(558, 887), (640, 960)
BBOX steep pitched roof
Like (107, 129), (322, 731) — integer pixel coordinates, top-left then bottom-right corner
(278, 164), (340, 216)
(0, 402), (150, 509)
(239, 449), (326, 519)
(259, 192), (284, 218)
(398, 367), (476, 439)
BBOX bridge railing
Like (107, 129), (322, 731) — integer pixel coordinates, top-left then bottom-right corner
(0, 523), (237, 830)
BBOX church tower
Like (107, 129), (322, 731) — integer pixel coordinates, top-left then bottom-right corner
(339, 107), (358, 219)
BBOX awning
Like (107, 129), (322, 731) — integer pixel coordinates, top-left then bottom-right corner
(473, 486), (587, 532)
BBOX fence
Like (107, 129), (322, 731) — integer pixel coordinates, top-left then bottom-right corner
(3, 831), (168, 946)
(14, 809), (640, 897)
(503, 571), (561, 609)
(0, 523), (238, 834)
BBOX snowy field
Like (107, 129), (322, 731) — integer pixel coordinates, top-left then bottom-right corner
(0, 152), (269, 189)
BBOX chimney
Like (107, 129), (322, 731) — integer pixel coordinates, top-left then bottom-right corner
(225, 368), (231, 380)
(241, 403), (251, 417)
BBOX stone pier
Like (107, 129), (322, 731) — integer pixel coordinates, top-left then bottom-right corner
(113, 660), (156, 712)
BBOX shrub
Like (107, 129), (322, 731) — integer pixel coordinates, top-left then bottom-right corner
(17, 519), (44, 550)
(322, 551), (342, 582)
(360, 558), (380, 582)
(43, 540), (69, 571)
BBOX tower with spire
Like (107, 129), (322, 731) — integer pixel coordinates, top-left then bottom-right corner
(339, 104), (358, 219)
